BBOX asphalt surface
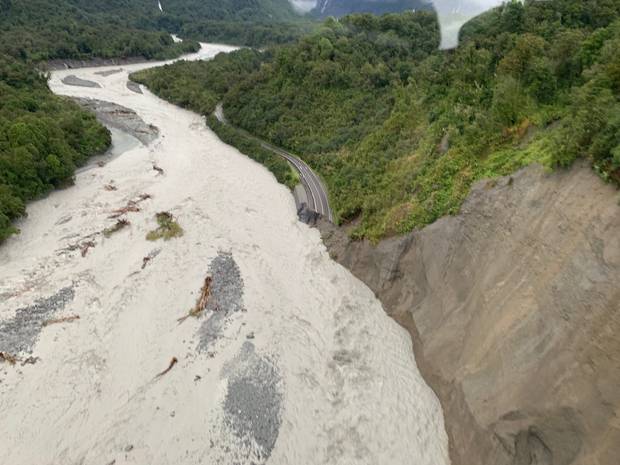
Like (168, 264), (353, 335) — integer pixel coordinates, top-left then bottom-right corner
(214, 104), (333, 222)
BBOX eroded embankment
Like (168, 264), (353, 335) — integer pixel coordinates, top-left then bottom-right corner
(318, 162), (620, 465)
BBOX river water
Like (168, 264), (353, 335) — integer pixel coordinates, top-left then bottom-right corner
(0, 44), (449, 465)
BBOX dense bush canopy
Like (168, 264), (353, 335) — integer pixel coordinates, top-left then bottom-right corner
(0, 0), (308, 62)
(0, 56), (111, 241)
(0, 0), (204, 61)
(136, 1), (620, 240)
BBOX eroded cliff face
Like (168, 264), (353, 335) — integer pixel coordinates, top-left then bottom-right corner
(318, 162), (620, 465)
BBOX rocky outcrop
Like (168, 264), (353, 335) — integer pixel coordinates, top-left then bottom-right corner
(318, 163), (620, 465)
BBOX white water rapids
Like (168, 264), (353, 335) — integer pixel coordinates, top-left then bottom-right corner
(0, 44), (449, 465)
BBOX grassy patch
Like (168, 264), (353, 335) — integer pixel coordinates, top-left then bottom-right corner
(146, 212), (184, 241)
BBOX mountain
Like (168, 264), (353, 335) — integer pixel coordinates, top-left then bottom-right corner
(312, 0), (432, 17)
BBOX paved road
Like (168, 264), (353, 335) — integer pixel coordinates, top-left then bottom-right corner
(214, 104), (333, 222)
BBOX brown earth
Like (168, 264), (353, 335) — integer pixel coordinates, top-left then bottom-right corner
(318, 162), (620, 465)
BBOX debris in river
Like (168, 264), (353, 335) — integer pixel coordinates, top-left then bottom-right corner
(146, 212), (183, 241)
(155, 357), (178, 378)
(109, 202), (140, 219)
(0, 352), (40, 366)
(178, 276), (213, 323)
(140, 248), (161, 270)
(43, 315), (80, 327)
(80, 240), (96, 257)
(103, 183), (117, 191)
(196, 252), (246, 352)
(57, 233), (100, 256)
(109, 194), (152, 219)
(0, 352), (18, 365)
(21, 356), (39, 365)
(97, 161), (106, 168)
(152, 163), (164, 175)
(103, 218), (130, 237)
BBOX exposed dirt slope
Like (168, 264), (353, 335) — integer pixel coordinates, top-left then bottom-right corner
(318, 162), (620, 465)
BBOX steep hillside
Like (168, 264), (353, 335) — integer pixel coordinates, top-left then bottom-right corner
(318, 162), (620, 465)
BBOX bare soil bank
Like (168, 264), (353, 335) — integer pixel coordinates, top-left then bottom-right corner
(317, 162), (620, 465)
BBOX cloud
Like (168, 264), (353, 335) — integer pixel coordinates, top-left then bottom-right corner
(290, 0), (317, 12)
(432, 0), (506, 48)
(286, 0), (509, 49)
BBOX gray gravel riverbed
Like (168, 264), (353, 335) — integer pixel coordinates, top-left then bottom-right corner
(0, 287), (74, 355)
(73, 97), (158, 145)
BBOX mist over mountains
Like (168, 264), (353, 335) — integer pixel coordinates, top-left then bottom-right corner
(290, 0), (505, 48)
(311, 0), (432, 17)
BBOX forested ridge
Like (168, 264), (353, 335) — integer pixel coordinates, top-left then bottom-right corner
(135, 0), (620, 240)
(0, 0), (307, 62)
(0, 1), (200, 62)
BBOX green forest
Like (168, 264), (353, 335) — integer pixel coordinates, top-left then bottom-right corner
(0, 0), (308, 242)
(0, 57), (111, 241)
(135, 0), (620, 240)
(0, 0), (200, 62)
(0, 0), (308, 62)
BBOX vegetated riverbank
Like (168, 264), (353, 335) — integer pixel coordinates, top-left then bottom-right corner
(133, 2), (620, 242)
(317, 161), (620, 465)
(0, 46), (450, 465)
(0, 57), (112, 242)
